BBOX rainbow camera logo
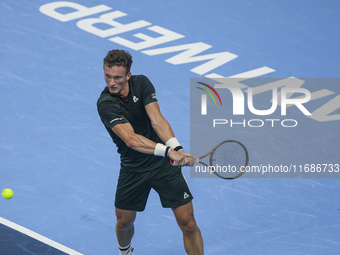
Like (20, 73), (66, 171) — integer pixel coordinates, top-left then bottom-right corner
(196, 82), (222, 115)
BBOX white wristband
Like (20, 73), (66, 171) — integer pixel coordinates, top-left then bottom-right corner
(166, 137), (183, 151)
(154, 143), (170, 157)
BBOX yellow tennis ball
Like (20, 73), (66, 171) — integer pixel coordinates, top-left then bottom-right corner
(2, 188), (14, 199)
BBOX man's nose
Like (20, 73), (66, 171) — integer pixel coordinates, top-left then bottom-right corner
(109, 77), (115, 85)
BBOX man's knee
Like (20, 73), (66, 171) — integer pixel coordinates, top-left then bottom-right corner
(178, 214), (198, 235)
(173, 202), (199, 235)
(184, 220), (199, 236)
(116, 218), (134, 230)
(115, 208), (136, 230)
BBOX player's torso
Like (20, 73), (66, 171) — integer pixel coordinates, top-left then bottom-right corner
(118, 78), (150, 135)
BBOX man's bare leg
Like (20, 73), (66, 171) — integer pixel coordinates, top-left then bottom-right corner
(115, 208), (137, 248)
(172, 202), (204, 255)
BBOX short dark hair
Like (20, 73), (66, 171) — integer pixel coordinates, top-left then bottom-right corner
(103, 49), (133, 73)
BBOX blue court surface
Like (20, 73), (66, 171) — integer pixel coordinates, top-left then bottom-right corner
(1, 0), (340, 254)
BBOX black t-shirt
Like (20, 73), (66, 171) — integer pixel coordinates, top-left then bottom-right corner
(97, 75), (168, 172)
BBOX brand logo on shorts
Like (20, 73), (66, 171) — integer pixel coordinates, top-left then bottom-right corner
(184, 192), (189, 199)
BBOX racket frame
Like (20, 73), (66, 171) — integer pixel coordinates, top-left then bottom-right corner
(197, 140), (249, 180)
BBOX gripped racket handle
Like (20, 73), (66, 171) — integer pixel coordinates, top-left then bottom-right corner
(170, 158), (199, 165)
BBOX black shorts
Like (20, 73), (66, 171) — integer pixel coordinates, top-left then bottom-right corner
(115, 161), (193, 211)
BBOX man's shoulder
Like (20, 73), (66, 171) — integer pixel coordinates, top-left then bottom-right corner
(97, 87), (118, 106)
(130, 74), (149, 84)
(130, 75), (154, 93)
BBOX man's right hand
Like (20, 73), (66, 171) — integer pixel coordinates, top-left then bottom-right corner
(169, 150), (197, 167)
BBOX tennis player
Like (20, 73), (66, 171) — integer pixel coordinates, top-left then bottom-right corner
(97, 49), (203, 255)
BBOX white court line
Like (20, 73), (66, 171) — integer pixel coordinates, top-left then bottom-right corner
(0, 216), (83, 255)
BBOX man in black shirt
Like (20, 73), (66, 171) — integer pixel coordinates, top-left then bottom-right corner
(97, 49), (203, 255)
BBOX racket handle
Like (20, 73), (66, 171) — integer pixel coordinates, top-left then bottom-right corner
(170, 158), (199, 165)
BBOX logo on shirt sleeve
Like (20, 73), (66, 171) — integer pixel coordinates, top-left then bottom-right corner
(151, 93), (156, 99)
(110, 117), (123, 123)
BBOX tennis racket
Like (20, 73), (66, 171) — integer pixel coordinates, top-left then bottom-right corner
(171, 140), (249, 179)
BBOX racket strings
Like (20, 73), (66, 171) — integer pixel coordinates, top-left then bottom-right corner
(211, 142), (247, 178)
